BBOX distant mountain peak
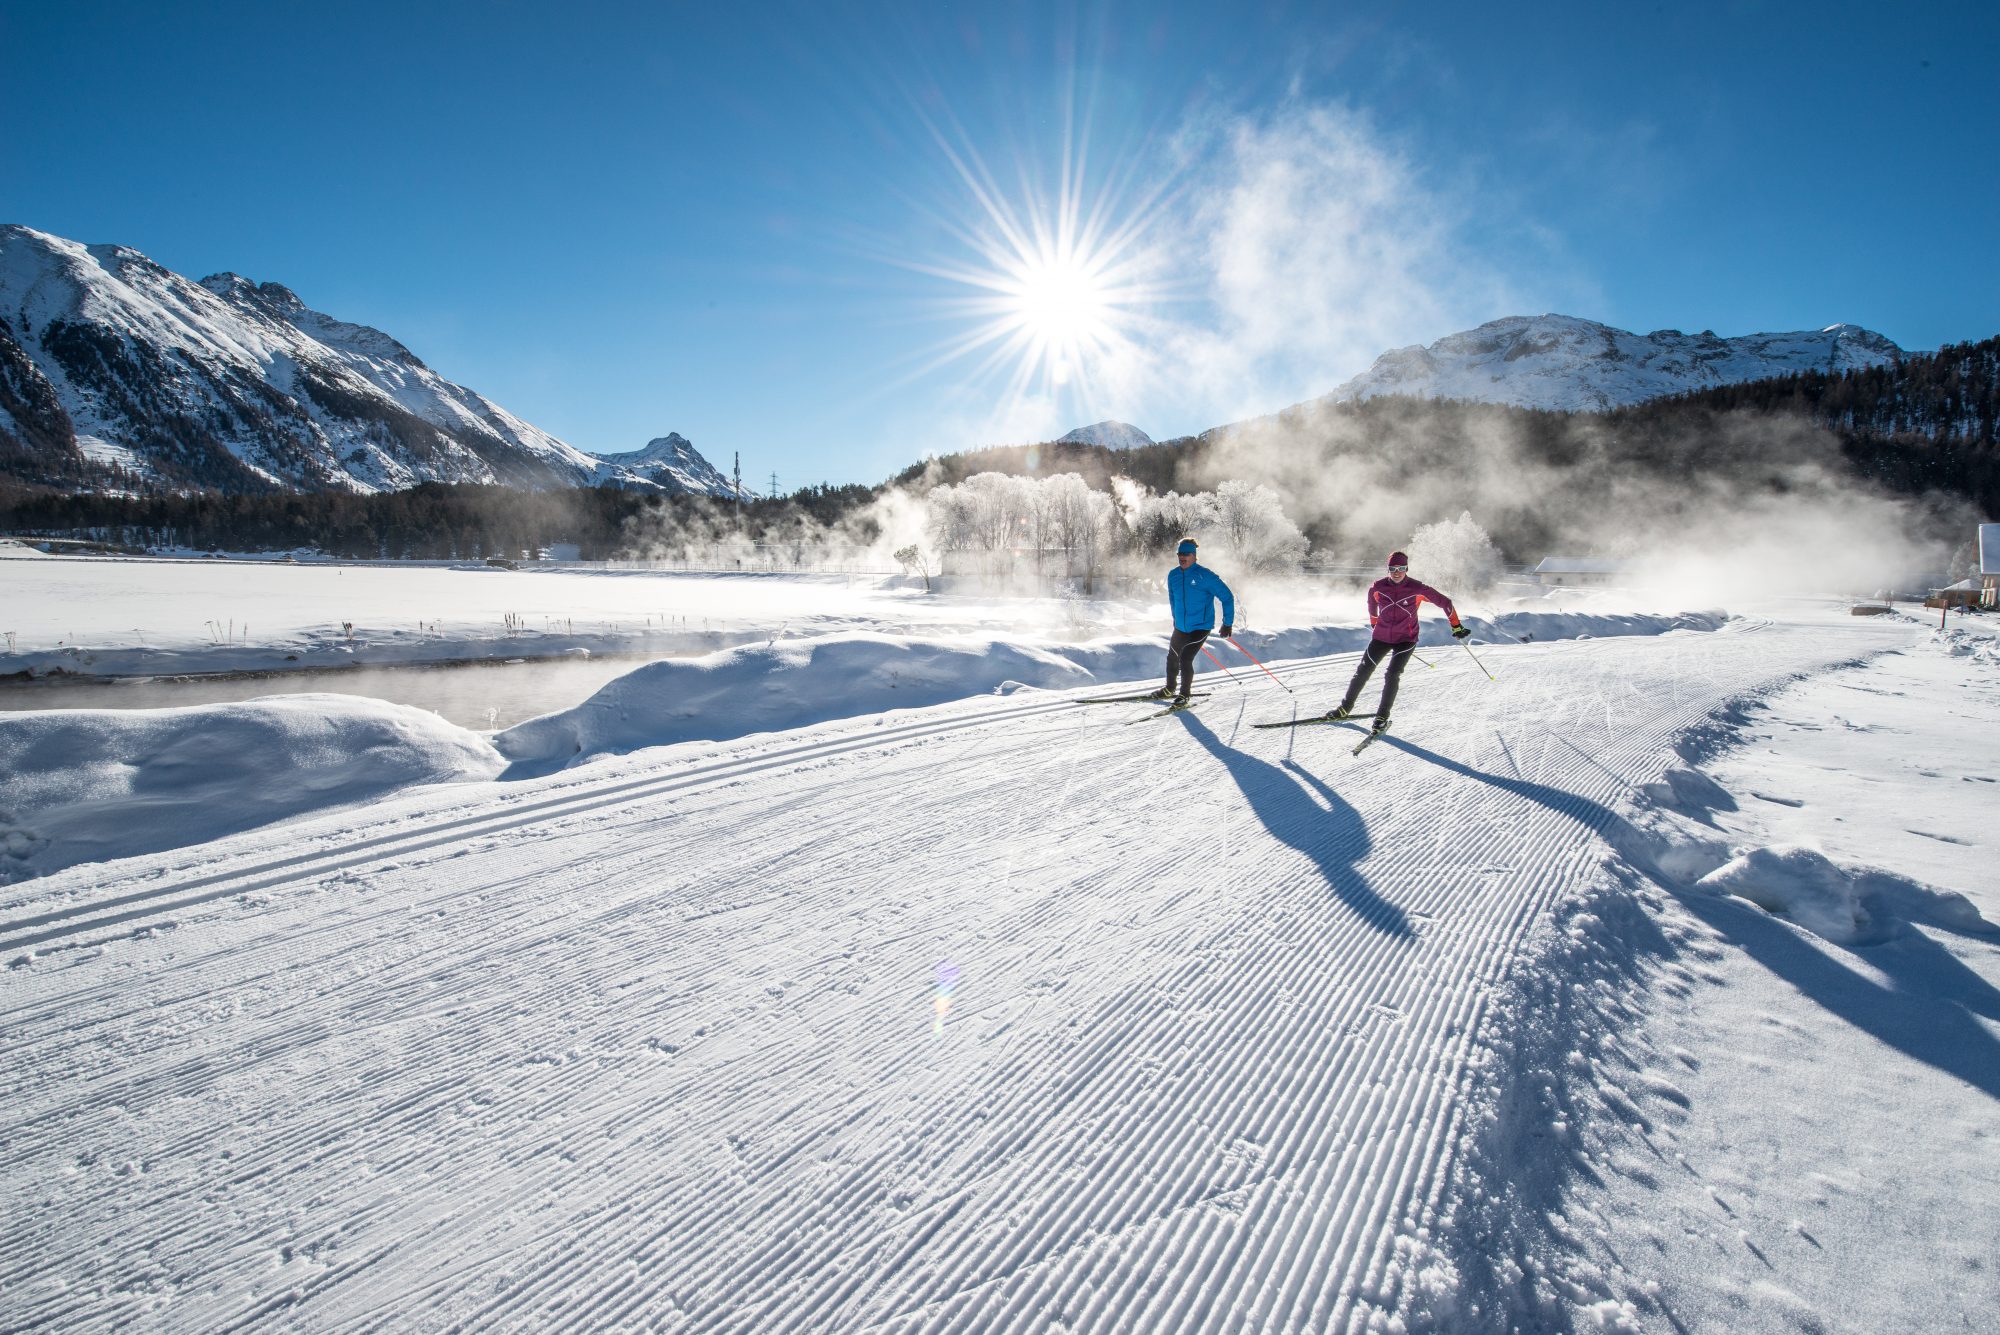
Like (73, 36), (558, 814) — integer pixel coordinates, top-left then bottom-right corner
(1318, 314), (1905, 413)
(1059, 420), (1154, 448)
(586, 432), (734, 496)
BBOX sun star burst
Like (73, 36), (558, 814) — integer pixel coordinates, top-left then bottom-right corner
(888, 115), (1180, 418)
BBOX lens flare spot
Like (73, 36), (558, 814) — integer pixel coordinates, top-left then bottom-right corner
(933, 960), (961, 1036)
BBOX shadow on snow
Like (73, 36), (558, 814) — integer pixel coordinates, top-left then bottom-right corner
(1181, 714), (1414, 942)
(1376, 732), (2000, 1103)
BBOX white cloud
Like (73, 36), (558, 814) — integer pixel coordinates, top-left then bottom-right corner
(920, 97), (1545, 442)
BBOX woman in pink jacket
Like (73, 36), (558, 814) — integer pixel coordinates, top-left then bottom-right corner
(1325, 550), (1470, 731)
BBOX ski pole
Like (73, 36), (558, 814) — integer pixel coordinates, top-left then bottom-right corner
(1201, 643), (1248, 687)
(1459, 639), (1496, 680)
(1222, 636), (1293, 694)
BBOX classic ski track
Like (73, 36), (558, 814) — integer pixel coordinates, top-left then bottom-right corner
(0, 658), (1337, 956)
(0, 620), (1906, 1333)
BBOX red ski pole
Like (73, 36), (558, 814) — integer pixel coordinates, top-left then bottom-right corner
(1222, 636), (1293, 694)
(1201, 643), (1247, 686)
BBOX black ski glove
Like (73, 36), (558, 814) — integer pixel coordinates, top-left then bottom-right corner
(1219, 624), (1233, 638)
(1451, 624), (1471, 640)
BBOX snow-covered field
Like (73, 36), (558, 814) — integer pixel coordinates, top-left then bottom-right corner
(3, 587), (1994, 1331)
(0, 556), (989, 679)
(0, 553), (1698, 681)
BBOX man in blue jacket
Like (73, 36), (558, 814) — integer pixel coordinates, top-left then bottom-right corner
(1149, 537), (1235, 702)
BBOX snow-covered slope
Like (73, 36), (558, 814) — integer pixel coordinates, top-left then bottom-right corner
(585, 432), (736, 496)
(8, 615), (1991, 1331)
(1316, 314), (1904, 413)
(0, 225), (724, 495)
(1058, 419), (1155, 448)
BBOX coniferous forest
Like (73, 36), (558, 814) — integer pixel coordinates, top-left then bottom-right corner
(0, 482), (876, 561)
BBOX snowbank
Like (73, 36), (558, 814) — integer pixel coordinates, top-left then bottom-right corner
(0, 696), (503, 883)
(1695, 844), (1991, 946)
(1929, 621), (2000, 666)
(1695, 845), (1874, 943)
(498, 611), (1724, 772)
(494, 633), (1100, 773)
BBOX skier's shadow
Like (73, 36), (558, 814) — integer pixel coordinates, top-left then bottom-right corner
(1182, 716), (1413, 941)
(1378, 733), (2000, 1102)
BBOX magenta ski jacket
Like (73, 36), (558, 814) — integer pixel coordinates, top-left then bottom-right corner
(1367, 576), (1460, 644)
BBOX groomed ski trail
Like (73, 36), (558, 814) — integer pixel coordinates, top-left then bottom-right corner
(0, 618), (1905, 1333)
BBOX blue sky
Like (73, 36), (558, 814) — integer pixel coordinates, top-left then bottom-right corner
(5, 0), (1996, 488)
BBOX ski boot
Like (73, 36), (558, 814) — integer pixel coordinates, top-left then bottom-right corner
(1370, 715), (1391, 735)
(1143, 686), (1174, 701)
(1323, 704), (1353, 722)
(1172, 692), (1192, 706)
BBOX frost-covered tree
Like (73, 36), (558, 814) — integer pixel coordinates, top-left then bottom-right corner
(1043, 473), (1118, 583)
(925, 472), (1032, 554)
(1211, 480), (1308, 571)
(962, 472), (1031, 551)
(1132, 489), (1219, 555)
(1407, 510), (1502, 594)
(923, 481), (976, 553)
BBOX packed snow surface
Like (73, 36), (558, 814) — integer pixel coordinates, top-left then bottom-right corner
(2, 609), (1994, 1331)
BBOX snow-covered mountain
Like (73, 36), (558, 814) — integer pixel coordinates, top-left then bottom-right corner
(1315, 314), (1905, 413)
(586, 433), (736, 496)
(0, 225), (732, 497)
(1058, 420), (1155, 449)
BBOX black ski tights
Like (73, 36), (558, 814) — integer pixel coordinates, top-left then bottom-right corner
(1165, 629), (1210, 695)
(1340, 639), (1416, 719)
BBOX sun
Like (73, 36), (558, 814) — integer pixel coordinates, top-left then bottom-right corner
(883, 117), (1178, 411)
(1009, 252), (1111, 348)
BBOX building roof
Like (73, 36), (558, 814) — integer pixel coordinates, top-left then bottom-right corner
(1981, 523), (2000, 576)
(1533, 557), (1624, 574)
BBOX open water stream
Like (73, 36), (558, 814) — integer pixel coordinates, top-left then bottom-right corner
(0, 654), (657, 731)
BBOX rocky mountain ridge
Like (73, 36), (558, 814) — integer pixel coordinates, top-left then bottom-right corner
(0, 226), (733, 497)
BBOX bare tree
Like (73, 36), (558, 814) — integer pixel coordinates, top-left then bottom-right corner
(893, 543), (936, 591)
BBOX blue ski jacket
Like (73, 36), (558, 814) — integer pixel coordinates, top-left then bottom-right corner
(1168, 561), (1235, 633)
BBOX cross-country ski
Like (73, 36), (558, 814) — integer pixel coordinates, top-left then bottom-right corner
(1252, 712), (1379, 730)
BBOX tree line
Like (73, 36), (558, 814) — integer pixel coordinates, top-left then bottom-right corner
(0, 481), (877, 561)
(1643, 334), (2000, 516)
